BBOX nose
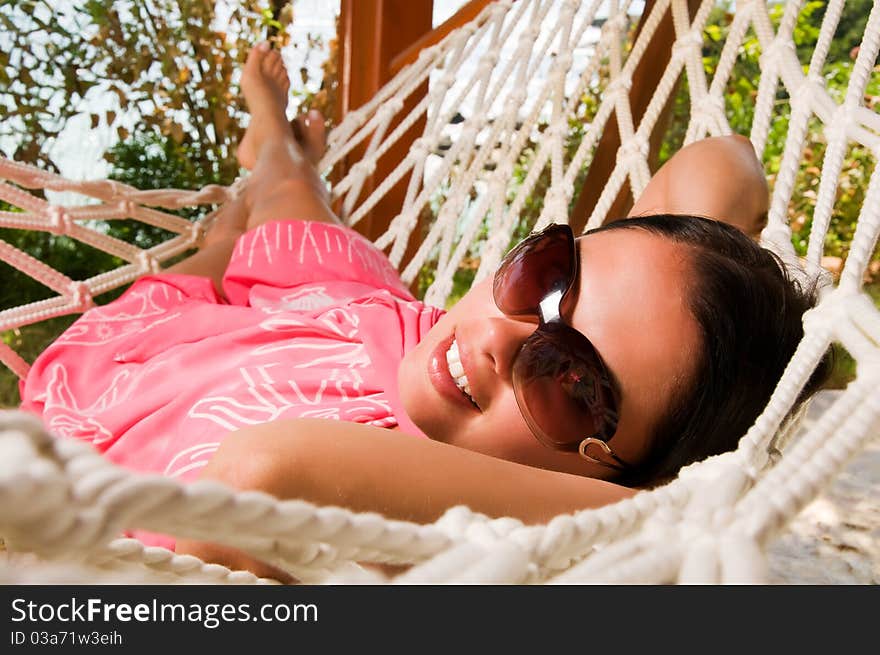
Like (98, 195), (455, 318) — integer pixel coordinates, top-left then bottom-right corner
(459, 314), (537, 382)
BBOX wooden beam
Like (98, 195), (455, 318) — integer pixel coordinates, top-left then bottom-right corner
(336, 0), (434, 243)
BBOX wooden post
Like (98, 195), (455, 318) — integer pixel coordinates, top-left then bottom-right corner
(336, 0), (434, 242)
(569, 0), (702, 233)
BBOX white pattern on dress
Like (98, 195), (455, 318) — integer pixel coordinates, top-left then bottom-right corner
(252, 286), (336, 313)
(38, 364), (129, 445)
(317, 307), (360, 339)
(251, 341), (370, 368)
(187, 361), (382, 431)
(163, 442), (221, 478)
(57, 280), (185, 346)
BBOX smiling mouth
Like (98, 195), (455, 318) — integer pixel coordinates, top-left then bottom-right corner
(445, 338), (479, 409)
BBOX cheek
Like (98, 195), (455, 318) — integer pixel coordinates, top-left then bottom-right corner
(454, 395), (567, 470)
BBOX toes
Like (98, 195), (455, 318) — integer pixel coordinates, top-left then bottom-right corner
(246, 41), (271, 67)
(292, 110), (326, 163)
(267, 54), (289, 87)
(243, 42), (271, 83)
(305, 110), (326, 148)
(265, 50), (281, 70)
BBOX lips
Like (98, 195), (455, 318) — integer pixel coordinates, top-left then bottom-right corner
(428, 333), (480, 412)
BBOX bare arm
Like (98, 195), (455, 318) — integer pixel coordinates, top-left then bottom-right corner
(176, 418), (635, 579)
(630, 134), (769, 238)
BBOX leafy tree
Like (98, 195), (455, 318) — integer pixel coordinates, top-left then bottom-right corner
(0, 0), (296, 182)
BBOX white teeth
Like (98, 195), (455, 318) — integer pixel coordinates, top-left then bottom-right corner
(446, 339), (476, 406)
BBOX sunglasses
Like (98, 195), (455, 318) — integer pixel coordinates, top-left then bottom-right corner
(492, 223), (630, 471)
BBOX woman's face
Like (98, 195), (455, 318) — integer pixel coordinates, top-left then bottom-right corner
(398, 227), (702, 480)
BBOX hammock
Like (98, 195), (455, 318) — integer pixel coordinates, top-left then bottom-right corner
(1, 0), (878, 584)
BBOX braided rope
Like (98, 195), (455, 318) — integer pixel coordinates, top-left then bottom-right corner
(1, 0), (878, 583)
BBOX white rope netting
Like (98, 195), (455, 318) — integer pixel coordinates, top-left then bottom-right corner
(1, 0), (878, 583)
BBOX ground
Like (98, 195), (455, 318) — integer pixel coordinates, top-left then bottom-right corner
(767, 390), (880, 584)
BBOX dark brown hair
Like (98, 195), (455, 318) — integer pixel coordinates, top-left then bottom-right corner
(590, 214), (831, 488)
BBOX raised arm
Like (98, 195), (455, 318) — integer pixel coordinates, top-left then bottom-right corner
(176, 418), (635, 579)
(629, 134), (769, 238)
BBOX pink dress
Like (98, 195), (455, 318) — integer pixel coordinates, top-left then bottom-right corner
(19, 220), (444, 549)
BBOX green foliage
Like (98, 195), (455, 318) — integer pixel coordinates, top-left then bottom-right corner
(1, 316), (78, 408)
(664, 0), (878, 268)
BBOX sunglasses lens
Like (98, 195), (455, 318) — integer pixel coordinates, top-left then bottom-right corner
(512, 326), (618, 449)
(493, 225), (575, 316)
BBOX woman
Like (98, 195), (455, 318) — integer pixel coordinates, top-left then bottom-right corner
(19, 44), (827, 579)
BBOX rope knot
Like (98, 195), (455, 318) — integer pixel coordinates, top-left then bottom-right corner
(695, 94), (725, 118)
(544, 121), (568, 140)
(437, 71), (456, 90)
(350, 159), (377, 179)
(478, 51), (499, 72)
(489, 2), (510, 18)
(436, 505), (484, 540)
(792, 76), (824, 106)
(673, 30), (704, 59)
(47, 206), (72, 235)
(346, 108), (367, 129)
(554, 53), (573, 72)
(416, 44), (438, 64)
(460, 123), (481, 143)
(137, 251), (160, 274)
(409, 137), (431, 159)
(68, 281), (93, 311)
(377, 99), (403, 122)
(617, 136), (649, 167)
(760, 39), (795, 70)
(603, 12), (627, 36)
(518, 27), (540, 46)
(605, 77), (632, 100)
(510, 89), (527, 107)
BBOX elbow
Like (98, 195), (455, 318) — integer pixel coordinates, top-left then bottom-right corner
(199, 420), (321, 501)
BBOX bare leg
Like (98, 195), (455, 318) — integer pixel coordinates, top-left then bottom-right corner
(163, 192), (249, 298)
(164, 42), (341, 295)
(239, 109), (326, 171)
(234, 42), (339, 230)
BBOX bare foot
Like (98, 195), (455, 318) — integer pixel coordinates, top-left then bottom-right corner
(236, 42), (293, 170)
(290, 109), (327, 167)
(239, 111), (327, 171)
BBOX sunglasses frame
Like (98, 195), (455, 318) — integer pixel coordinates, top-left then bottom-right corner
(493, 223), (631, 472)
